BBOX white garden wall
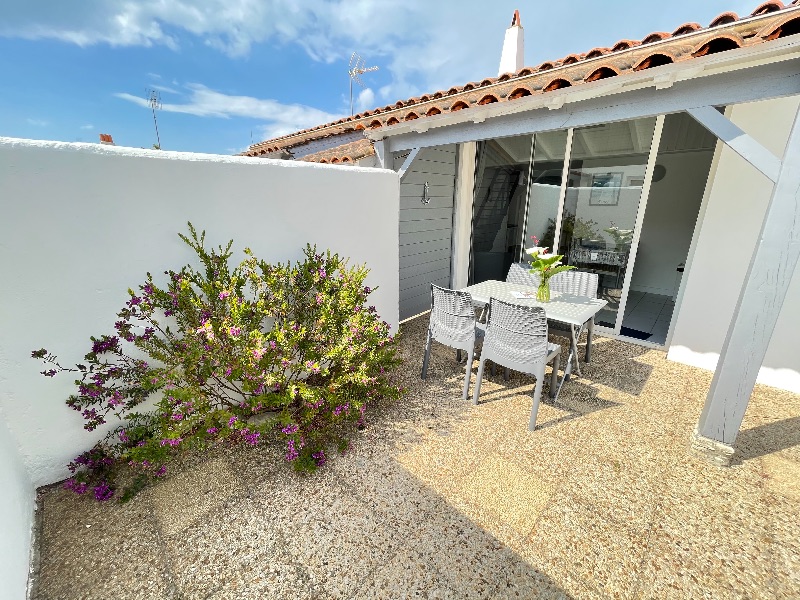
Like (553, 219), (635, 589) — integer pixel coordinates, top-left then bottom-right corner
(669, 96), (800, 392)
(0, 137), (399, 495)
(0, 417), (34, 600)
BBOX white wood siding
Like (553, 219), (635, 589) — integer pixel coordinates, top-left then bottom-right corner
(394, 145), (457, 320)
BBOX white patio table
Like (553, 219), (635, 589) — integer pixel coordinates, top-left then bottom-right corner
(460, 280), (608, 379)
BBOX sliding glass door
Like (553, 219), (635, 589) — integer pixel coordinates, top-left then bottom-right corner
(471, 135), (533, 284)
(470, 117), (665, 338)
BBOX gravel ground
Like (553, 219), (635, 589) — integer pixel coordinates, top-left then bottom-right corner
(30, 315), (800, 599)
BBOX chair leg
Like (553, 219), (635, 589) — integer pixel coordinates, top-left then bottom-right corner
(585, 318), (594, 363)
(550, 354), (561, 400)
(456, 349), (462, 363)
(504, 367), (510, 382)
(528, 366), (545, 431)
(421, 330), (432, 379)
(462, 347), (474, 401)
(491, 362), (496, 377)
(472, 358), (486, 405)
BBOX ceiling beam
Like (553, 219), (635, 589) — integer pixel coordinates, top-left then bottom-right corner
(686, 106), (781, 182)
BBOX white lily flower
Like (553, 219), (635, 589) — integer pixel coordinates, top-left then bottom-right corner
(526, 246), (548, 256)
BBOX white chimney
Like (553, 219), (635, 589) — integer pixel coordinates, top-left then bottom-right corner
(498, 10), (524, 76)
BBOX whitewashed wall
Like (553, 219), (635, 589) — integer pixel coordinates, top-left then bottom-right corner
(669, 96), (800, 392)
(0, 418), (34, 600)
(0, 137), (399, 498)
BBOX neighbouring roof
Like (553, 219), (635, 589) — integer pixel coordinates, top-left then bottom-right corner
(243, 1), (800, 163)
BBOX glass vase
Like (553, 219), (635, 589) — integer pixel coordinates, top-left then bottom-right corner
(536, 278), (551, 302)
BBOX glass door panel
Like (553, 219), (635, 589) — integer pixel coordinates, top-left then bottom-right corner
(471, 135), (533, 284)
(522, 129), (569, 255)
(557, 118), (657, 330)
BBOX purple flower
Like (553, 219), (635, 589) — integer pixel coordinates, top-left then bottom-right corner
(207, 427), (218, 435)
(63, 478), (88, 495)
(281, 423), (299, 435)
(219, 290), (231, 300)
(172, 413), (183, 421)
(240, 428), (260, 445)
(333, 403), (350, 417)
(228, 416), (237, 426)
(312, 450), (326, 467)
(93, 481), (114, 502)
(229, 326), (241, 337)
(285, 439), (299, 461)
(159, 438), (182, 447)
(318, 268), (327, 279)
(118, 429), (129, 443)
(364, 286), (371, 294)
(128, 296), (142, 307)
(91, 336), (119, 354)
(155, 466), (167, 477)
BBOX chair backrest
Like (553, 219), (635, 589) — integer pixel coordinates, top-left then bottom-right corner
(549, 270), (599, 298)
(484, 297), (549, 367)
(428, 284), (478, 349)
(506, 262), (541, 287)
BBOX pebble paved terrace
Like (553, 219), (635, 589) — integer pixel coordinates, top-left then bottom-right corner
(31, 316), (800, 599)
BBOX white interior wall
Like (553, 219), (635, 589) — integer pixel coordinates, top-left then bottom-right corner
(0, 417), (34, 600)
(630, 150), (714, 296)
(669, 96), (800, 392)
(0, 137), (400, 491)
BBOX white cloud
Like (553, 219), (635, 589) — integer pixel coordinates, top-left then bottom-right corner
(26, 118), (48, 127)
(149, 83), (180, 94)
(115, 83), (342, 139)
(354, 88), (375, 113)
(80, 124), (94, 130)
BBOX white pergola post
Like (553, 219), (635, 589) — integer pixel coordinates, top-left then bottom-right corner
(689, 104), (800, 465)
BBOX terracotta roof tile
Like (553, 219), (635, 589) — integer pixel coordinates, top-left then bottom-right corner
(672, 22), (703, 36)
(299, 138), (375, 164)
(243, 2), (800, 157)
(751, 1), (785, 16)
(709, 12), (740, 27)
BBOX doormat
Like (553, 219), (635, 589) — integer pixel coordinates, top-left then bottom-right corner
(620, 326), (652, 341)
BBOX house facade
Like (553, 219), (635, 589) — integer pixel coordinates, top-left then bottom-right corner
(243, 2), (800, 459)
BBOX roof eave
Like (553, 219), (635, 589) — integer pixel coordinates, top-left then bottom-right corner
(366, 35), (800, 143)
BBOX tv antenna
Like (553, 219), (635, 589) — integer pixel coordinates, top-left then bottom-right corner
(145, 88), (162, 149)
(348, 52), (378, 116)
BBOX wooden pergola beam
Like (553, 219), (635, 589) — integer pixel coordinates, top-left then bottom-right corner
(690, 103), (800, 464)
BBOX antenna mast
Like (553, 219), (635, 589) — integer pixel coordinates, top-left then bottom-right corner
(146, 88), (162, 149)
(348, 52), (379, 116)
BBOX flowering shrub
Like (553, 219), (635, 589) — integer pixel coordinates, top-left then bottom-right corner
(33, 224), (401, 502)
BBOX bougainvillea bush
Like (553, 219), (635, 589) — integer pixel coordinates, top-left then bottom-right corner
(32, 224), (401, 502)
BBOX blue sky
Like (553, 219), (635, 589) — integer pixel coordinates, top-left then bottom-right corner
(0, 0), (757, 154)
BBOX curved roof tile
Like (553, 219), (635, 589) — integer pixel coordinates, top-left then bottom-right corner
(709, 12), (740, 27)
(641, 31), (671, 44)
(673, 22), (703, 35)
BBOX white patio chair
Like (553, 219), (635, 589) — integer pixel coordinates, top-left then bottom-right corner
(548, 270), (599, 375)
(505, 262), (540, 287)
(421, 284), (485, 401)
(472, 298), (561, 430)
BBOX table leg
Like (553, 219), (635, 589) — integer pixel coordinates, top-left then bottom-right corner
(585, 317), (594, 363)
(569, 324), (582, 378)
